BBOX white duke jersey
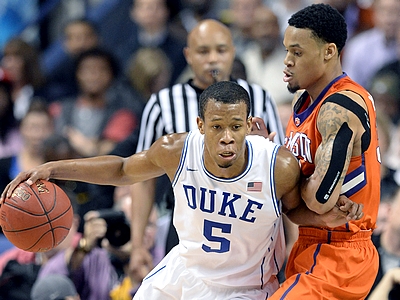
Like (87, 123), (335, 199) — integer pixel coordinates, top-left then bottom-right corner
(171, 130), (285, 288)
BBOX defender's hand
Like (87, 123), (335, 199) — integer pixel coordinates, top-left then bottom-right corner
(336, 195), (364, 221)
(250, 117), (276, 141)
(319, 195), (364, 227)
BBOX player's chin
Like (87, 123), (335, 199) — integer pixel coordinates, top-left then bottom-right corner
(217, 155), (236, 168)
(287, 83), (301, 94)
(217, 162), (233, 169)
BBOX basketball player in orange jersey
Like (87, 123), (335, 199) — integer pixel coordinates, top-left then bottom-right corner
(269, 3), (380, 299)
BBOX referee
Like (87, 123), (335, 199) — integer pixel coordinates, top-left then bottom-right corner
(129, 19), (285, 283)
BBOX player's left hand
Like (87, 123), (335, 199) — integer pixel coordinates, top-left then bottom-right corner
(250, 117), (276, 141)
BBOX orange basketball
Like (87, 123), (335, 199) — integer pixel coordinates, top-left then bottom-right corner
(0, 179), (73, 252)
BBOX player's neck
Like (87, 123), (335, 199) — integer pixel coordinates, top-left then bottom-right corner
(307, 68), (343, 105)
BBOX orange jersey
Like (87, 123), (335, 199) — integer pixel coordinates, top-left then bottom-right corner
(284, 73), (380, 232)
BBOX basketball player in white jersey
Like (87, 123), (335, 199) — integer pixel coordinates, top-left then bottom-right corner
(1, 81), (363, 299)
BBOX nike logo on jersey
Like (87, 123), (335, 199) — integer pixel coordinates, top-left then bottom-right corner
(186, 167), (198, 171)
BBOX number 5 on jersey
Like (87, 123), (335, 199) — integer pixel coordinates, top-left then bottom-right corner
(202, 219), (231, 253)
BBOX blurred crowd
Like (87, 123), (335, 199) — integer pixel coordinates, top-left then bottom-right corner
(1, 0), (400, 299)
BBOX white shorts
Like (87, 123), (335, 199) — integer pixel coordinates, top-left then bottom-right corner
(133, 246), (279, 300)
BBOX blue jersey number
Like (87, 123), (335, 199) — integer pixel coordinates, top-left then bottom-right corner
(202, 219), (231, 253)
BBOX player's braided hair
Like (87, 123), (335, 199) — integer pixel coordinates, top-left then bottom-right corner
(288, 3), (347, 54)
(199, 81), (251, 120)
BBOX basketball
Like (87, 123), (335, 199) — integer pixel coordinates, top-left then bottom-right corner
(0, 179), (73, 252)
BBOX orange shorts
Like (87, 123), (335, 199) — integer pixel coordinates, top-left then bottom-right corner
(269, 227), (379, 300)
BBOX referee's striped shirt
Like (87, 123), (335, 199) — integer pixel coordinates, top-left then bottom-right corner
(136, 78), (285, 153)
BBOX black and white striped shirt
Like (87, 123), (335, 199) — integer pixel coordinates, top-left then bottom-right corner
(136, 78), (284, 153)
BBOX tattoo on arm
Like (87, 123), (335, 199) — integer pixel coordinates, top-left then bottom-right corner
(315, 102), (354, 203)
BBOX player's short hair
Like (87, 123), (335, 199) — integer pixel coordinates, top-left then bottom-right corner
(288, 3), (347, 54)
(199, 81), (251, 120)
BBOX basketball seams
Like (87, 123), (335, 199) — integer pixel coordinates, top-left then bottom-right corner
(0, 180), (73, 252)
(2, 201), (48, 216)
(2, 226), (71, 234)
(1, 215), (72, 232)
(48, 181), (58, 213)
(2, 200), (72, 226)
(31, 181), (57, 248)
(24, 225), (72, 252)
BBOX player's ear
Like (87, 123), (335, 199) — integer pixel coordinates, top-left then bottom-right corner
(324, 43), (337, 60)
(183, 47), (191, 65)
(197, 116), (205, 134)
(247, 116), (252, 134)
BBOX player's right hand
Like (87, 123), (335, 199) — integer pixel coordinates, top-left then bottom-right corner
(319, 195), (364, 228)
(0, 166), (51, 204)
(336, 195), (364, 221)
(129, 245), (154, 285)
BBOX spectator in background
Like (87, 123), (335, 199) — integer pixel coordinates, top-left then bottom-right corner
(107, 187), (169, 299)
(368, 25), (400, 198)
(368, 23), (400, 125)
(50, 48), (144, 158)
(0, 0), (38, 51)
(169, 0), (219, 43)
(266, 0), (313, 37)
(0, 68), (22, 159)
(44, 18), (100, 101)
(0, 100), (53, 193)
(114, 0), (187, 85)
(369, 268), (400, 300)
(0, 69), (23, 253)
(374, 112), (399, 236)
(240, 5), (292, 105)
(342, 0), (400, 88)
(370, 188), (400, 298)
(37, 204), (118, 300)
(369, 73), (400, 127)
(386, 123), (400, 184)
(126, 47), (172, 100)
(222, 0), (262, 57)
(1, 38), (46, 121)
(31, 274), (81, 300)
(315, 0), (374, 39)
